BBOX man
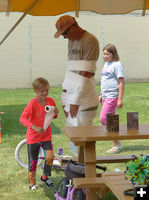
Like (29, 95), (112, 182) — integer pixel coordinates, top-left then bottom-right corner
(54, 15), (99, 156)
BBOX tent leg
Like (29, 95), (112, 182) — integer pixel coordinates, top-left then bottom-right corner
(75, 0), (80, 18)
(142, 0), (147, 16)
(0, 0), (40, 45)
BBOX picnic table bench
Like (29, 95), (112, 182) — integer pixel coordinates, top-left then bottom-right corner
(102, 172), (133, 200)
(61, 154), (149, 165)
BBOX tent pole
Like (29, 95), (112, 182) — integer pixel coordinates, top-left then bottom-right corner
(75, 0), (80, 17)
(0, 0), (40, 45)
(142, 0), (147, 16)
(6, 0), (11, 16)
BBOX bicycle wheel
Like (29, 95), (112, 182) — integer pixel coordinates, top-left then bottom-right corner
(74, 189), (85, 200)
(15, 139), (44, 168)
(56, 177), (69, 198)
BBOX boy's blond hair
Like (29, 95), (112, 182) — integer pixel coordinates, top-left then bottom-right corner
(32, 77), (50, 90)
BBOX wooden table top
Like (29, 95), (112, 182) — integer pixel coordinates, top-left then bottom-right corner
(102, 172), (133, 200)
(63, 124), (149, 143)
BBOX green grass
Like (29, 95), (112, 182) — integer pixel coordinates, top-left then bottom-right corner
(0, 83), (149, 200)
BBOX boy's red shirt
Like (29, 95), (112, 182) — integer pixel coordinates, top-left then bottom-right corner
(20, 97), (57, 144)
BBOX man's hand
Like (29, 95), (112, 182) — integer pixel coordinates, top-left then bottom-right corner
(31, 125), (44, 135)
(70, 104), (79, 118)
(63, 105), (68, 117)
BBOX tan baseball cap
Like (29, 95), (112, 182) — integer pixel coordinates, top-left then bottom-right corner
(54, 15), (75, 38)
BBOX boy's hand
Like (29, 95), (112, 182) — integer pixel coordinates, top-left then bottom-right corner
(54, 107), (59, 117)
(31, 125), (44, 134)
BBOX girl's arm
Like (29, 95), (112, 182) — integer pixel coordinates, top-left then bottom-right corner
(99, 94), (102, 106)
(117, 77), (125, 108)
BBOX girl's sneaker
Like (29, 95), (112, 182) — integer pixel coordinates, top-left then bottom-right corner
(29, 184), (38, 190)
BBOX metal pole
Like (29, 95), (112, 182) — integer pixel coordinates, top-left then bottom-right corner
(0, 112), (4, 144)
(142, 0), (147, 16)
(75, 0), (80, 18)
(0, 0), (40, 45)
(28, 23), (33, 86)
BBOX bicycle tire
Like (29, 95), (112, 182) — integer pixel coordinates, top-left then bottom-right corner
(15, 139), (44, 168)
(56, 177), (69, 198)
(74, 189), (85, 200)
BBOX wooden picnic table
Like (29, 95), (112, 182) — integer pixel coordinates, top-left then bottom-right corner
(63, 124), (149, 200)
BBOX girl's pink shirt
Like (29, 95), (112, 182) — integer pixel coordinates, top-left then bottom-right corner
(20, 97), (57, 144)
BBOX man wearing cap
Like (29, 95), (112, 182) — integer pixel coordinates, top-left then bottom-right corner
(54, 15), (99, 156)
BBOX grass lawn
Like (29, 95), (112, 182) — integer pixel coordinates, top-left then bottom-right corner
(0, 82), (149, 200)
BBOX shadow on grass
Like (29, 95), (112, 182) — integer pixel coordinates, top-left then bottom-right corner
(40, 169), (118, 200)
(98, 192), (118, 200)
(122, 145), (149, 152)
(1, 104), (62, 136)
(42, 177), (118, 200)
(41, 175), (65, 199)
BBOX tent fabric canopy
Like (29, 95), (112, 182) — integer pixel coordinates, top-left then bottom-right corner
(0, 0), (10, 13)
(0, 0), (149, 16)
(0, 0), (149, 45)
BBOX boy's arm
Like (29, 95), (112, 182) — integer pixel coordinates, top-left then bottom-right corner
(117, 77), (125, 108)
(20, 107), (33, 128)
(31, 125), (44, 134)
(20, 109), (44, 134)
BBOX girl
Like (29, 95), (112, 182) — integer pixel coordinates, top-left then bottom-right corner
(20, 77), (58, 190)
(99, 44), (125, 153)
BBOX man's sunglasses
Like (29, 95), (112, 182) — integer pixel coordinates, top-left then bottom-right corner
(62, 24), (75, 36)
